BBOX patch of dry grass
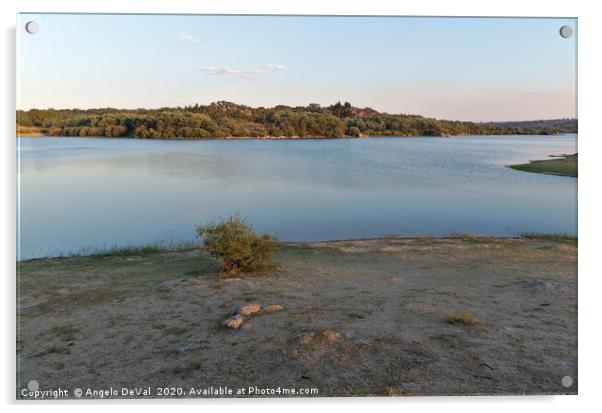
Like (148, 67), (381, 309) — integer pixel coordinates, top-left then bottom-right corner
(301, 329), (343, 348)
(451, 233), (481, 243)
(386, 386), (403, 396)
(173, 356), (203, 377)
(43, 346), (71, 355)
(49, 325), (79, 343)
(445, 312), (476, 326)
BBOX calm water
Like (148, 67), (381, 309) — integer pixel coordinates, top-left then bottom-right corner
(17, 135), (577, 259)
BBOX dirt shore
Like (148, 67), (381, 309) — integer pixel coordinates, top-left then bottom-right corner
(17, 237), (577, 398)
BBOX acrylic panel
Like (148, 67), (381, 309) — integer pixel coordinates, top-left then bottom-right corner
(16, 13), (577, 399)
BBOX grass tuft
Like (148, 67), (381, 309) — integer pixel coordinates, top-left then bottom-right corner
(50, 325), (79, 340)
(44, 346), (71, 355)
(445, 312), (476, 326)
(520, 232), (577, 245)
(89, 244), (164, 258)
(173, 357), (203, 377)
(68, 241), (198, 259)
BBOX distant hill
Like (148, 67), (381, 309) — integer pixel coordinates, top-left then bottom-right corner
(482, 119), (577, 134)
(16, 101), (578, 139)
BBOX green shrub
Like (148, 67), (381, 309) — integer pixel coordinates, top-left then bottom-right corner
(197, 215), (278, 275)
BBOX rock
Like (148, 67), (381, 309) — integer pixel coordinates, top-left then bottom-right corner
(239, 303), (262, 316)
(265, 304), (285, 313)
(224, 314), (244, 329)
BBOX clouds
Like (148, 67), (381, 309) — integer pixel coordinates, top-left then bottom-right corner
(178, 34), (200, 44)
(264, 63), (287, 70)
(195, 67), (264, 78)
(154, 29), (203, 47)
(193, 63), (287, 79)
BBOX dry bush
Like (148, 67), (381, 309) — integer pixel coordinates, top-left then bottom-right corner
(197, 214), (278, 275)
(445, 312), (476, 326)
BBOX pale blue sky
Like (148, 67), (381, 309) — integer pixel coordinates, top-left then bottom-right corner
(17, 14), (576, 121)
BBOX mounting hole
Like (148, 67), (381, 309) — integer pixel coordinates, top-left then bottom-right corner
(25, 21), (39, 34)
(559, 25), (573, 38)
(561, 375), (573, 388)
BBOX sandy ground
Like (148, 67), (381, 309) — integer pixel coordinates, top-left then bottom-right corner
(17, 237), (577, 398)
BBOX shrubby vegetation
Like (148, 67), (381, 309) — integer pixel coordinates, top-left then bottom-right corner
(16, 101), (577, 139)
(197, 214), (278, 275)
(520, 232), (577, 245)
(445, 312), (476, 326)
(508, 153), (577, 177)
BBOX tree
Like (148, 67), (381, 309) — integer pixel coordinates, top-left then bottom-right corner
(348, 126), (361, 137)
(15, 102), (577, 139)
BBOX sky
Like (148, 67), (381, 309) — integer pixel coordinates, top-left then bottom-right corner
(17, 14), (577, 121)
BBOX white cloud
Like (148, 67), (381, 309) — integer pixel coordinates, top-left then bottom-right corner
(192, 63), (287, 79)
(265, 63), (287, 70)
(195, 67), (263, 78)
(178, 34), (200, 44)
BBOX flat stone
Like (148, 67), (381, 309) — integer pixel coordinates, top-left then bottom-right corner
(224, 314), (244, 329)
(265, 304), (285, 313)
(239, 303), (262, 316)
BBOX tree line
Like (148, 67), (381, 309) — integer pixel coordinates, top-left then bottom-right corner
(16, 101), (577, 139)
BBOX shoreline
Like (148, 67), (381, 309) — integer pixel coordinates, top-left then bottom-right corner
(508, 153), (577, 177)
(16, 132), (576, 141)
(17, 233), (577, 262)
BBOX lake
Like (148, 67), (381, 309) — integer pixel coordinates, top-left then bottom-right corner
(17, 135), (577, 260)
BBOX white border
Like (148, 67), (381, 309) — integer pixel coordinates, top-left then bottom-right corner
(2, 1), (600, 412)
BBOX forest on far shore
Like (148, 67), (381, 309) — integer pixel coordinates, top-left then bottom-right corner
(16, 101), (578, 139)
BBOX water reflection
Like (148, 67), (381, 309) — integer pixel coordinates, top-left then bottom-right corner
(18, 136), (577, 259)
